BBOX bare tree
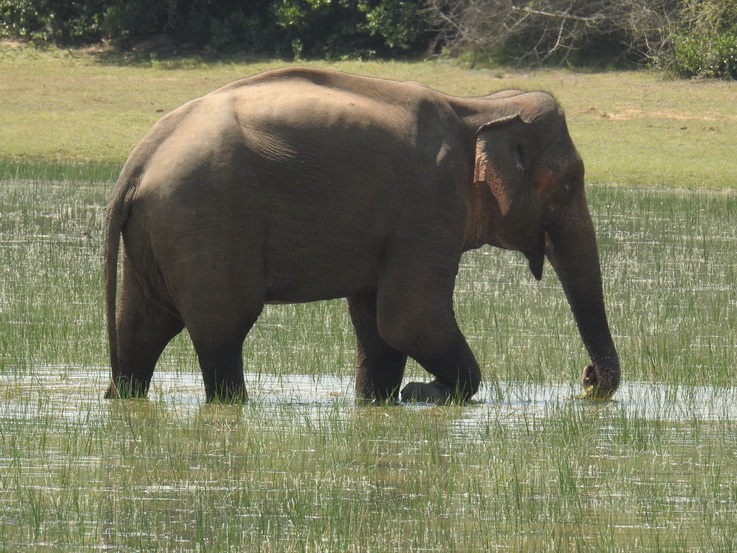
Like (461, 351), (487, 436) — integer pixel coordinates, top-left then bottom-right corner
(424, 0), (679, 66)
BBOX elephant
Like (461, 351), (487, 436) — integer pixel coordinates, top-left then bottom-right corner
(104, 67), (621, 404)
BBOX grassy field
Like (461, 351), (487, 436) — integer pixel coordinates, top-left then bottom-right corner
(1, 42), (736, 189)
(1, 43), (737, 551)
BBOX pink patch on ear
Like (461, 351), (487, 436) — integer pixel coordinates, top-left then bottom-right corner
(474, 144), (511, 215)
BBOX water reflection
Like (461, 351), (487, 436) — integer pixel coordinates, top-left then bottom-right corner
(3, 365), (737, 426)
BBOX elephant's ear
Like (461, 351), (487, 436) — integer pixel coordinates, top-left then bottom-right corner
(473, 114), (525, 218)
(474, 114), (545, 280)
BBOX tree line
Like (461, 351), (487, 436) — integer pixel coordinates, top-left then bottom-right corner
(1, 0), (735, 78)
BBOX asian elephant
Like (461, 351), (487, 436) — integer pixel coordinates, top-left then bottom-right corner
(104, 67), (620, 404)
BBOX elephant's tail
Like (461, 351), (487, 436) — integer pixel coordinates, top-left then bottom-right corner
(104, 187), (128, 384)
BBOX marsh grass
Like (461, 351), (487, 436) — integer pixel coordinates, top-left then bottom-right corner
(0, 178), (106, 372)
(1, 173), (737, 551)
(594, 187), (737, 387)
(3, 372), (737, 552)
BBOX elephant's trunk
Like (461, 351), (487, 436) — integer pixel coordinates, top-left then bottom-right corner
(546, 193), (620, 398)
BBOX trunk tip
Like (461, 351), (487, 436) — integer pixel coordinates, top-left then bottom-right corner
(579, 363), (620, 400)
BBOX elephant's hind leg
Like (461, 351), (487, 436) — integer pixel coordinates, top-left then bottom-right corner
(179, 282), (264, 403)
(348, 290), (407, 403)
(187, 311), (261, 403)
(193, 340), (251, 403)
(108, 262), (184, 399)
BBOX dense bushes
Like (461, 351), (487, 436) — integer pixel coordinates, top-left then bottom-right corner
(672, 32), (737, 78)
(425, 0), (737, 78)
(0, 0), (428, 58)
(669, 0), (737, 78)
(423, 0), (737, 77)
(1, 0), (736, 77)
(272, 0), (426, 58)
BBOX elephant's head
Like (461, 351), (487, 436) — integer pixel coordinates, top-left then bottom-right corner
(466, 93), (620, 399)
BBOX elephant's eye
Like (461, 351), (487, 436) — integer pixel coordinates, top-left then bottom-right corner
(570, 172), (583, 190)
(514, 145), (526, 176)
(562, 174), (581, 200)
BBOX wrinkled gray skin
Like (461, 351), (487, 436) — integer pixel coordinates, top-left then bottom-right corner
(105, 67), (620, 404)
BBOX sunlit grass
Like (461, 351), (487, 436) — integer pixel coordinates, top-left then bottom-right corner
(592, 186), (737, 387)
(0, 179), (107, 373)
(1, 43), (736, 189)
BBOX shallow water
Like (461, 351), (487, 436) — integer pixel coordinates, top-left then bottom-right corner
(4, 364), (737, 425)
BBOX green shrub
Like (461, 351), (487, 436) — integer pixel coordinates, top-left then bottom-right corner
(206, 10), (275, 54)
(672, 32), (737, 78)
(273, 0), (425, 59)
(0, 0), (103, 44)
(669, 0), (737, 78)
(359, 0), (426, 51)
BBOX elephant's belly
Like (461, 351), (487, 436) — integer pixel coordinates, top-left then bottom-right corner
(263, 251), (379, 304)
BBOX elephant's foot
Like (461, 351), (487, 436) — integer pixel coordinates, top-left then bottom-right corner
(401, 381), (460, 405)
(104, 378), (149, 399)
(206, 383), (249, 404)
(207, 390), (249, 404)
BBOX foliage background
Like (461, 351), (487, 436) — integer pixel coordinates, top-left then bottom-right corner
(1, 0), (736, 77)
(0, 0), (429, 58)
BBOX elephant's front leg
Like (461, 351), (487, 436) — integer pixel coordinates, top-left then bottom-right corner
(348, 290), (408, 403)
(376, 261), (482, 404)
(402, 336), (481, 405)
(399, 334), (481, 404)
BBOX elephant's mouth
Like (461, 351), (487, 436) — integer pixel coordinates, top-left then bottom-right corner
(524, 230), (550, 281)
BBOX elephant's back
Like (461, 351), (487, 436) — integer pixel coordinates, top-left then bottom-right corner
(213, 67), (439, 108)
